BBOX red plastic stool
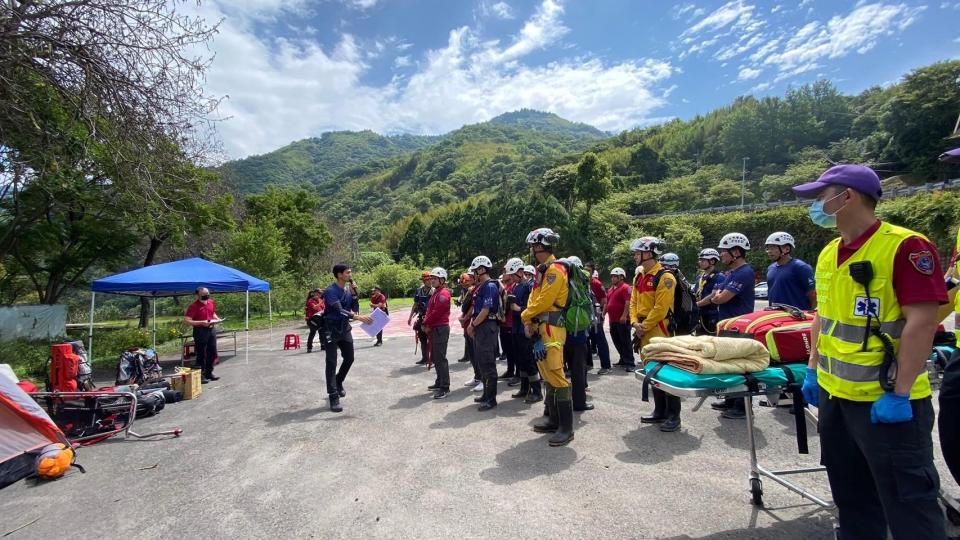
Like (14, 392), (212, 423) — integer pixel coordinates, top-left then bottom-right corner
(283, 334), (301, 350)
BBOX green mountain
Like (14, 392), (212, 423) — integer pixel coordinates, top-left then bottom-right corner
(219, 130), (440, 193)
(316, 110), (607, 243)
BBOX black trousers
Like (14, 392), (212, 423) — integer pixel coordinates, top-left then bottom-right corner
(819, 389), (944, 540)
(430, 326), (450, 389)
(500, 326), (515, 374)
(512, 332), (536, 377)
(609, 322), (635, 366)
(588, 324), (611, 369)
(193, 327), (218, 376)
(376, 307), (388, 343)
(474, 320), (499, 404)
(416, 320), (429, 362)
(324, 326), (355, 397)
(564, 340), (589, 408)
(941, 350), (960, 485)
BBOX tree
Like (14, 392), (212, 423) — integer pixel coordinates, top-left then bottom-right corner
(881, 61), (960, 178)
(243, 185), (332, 275)
(541, 164), (578, 212)
(214, 221), (290, 280)
(627, 144), (668, 183)
(397, 216), (425, 265)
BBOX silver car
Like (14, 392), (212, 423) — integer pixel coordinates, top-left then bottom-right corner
(755, 281), (768, 299)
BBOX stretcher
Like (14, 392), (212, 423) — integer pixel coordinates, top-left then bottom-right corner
(636, 362), (833, 509)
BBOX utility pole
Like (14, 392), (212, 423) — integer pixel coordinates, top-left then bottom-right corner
(740, 157), (750, 210)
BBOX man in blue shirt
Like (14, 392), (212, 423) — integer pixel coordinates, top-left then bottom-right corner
(323, 263), (373, 413)
(506, 261), (543, 403)
(764, 231), (817, 311)
(706, 233), (756, 419)
(693, 248), (721, 334)
(466, 255), (501, 411)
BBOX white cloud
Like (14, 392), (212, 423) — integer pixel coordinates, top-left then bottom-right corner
(738, 66), (762, 80)
(760, 3), (924, 75)
(681, 1), (756, 37)
(199, 0), (674, 158)
(678, 1), (765, 60)
(491, 1), (514, 19)
(750, 81), (772, 92)
(346, 0), (379, 9)
(771, 4), (783, 13)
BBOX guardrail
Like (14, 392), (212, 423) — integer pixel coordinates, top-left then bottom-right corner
(630, 177), (960, 219)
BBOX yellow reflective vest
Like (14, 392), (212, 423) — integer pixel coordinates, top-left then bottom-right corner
(814, 221), (932, 401)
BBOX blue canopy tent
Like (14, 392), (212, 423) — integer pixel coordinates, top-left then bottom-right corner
(90, 258), (272, 363)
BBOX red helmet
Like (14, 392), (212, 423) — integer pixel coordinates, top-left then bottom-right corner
(420, 271), (430, 280)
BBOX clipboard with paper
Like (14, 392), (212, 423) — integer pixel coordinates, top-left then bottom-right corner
(358, 308), (389, 337)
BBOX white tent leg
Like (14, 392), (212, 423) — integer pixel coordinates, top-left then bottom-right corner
(245, 290), (250, 365)
(88, 292), (96, 360)
(152, 298), (157, 350)
(268, 290), (273, 351)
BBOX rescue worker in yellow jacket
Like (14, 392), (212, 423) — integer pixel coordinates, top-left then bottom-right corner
(630, 237), (683, 432)
(521, 227), (574, 447)
(794, 164), (947, 540)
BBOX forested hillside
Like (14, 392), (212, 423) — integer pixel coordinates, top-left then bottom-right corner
(219, 130), (440, 194)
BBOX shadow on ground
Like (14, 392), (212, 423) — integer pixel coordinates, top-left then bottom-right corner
(478, 437), (579, 485)
(616, 424), (703, 465)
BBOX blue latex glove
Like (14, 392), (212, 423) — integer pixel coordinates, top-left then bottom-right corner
(532, 339), (546, 361)
(870, 392), (912, 424)
(801, 367), (819, 407)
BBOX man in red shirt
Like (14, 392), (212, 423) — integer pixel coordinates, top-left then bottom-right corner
(369, 286), (388, 346)
(605, 267), (634, 371)
(184, 287), (221, 383)
(423, 267), (452, 399)
(584, 262), (610, 372)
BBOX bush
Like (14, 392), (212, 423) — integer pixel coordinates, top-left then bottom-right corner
(0, 339), (49, 381)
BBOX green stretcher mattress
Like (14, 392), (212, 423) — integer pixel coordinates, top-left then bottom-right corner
(643, 361), (807, 390)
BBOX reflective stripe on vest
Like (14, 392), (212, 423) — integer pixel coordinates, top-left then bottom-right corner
(818, 316), (906, 343)
(814, 221), (932, 402)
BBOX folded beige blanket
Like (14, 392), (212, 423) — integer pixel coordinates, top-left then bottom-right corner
(641, 335), (769, 374)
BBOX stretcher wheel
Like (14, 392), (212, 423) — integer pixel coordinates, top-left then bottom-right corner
(750, 478), (764, 507)
(947, 504), (960, 526)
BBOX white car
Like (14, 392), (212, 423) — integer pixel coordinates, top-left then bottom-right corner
(755, 281), (768, 299)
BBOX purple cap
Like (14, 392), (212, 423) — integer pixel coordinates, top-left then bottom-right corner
(792, 164), (882, 200)
(940, 148), (960, 164)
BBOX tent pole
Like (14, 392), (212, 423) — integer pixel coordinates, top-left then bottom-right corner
(88, 292), (96, 360)
(152, 297), (157, 350)
(268, 290), (273, 351)
(245, 290), (250, 364)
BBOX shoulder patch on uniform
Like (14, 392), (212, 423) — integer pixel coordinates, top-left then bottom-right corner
(908, 250), (934, 275)
(546, 273), (556, 285)
(662, 278), (675, 289)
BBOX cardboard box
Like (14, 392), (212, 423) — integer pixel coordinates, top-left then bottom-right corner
(171, 368), (202, 400)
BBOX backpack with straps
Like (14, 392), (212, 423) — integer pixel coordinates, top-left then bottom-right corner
(553, 261), (596, 334)
(652, 268), (697, 336)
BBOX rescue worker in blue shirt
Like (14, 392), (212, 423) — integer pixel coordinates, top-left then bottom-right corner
(506, 261), (544, 403)
(322, 263), (373, 413)
(705, 232), (755, 419)
(764, 231), (817, 311)
(466, 255), (501, 411)
(408, 272), (433, 365)
(693, 248), (721, 334)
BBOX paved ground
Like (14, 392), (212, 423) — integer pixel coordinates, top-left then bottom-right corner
(2, 321), (957, 539)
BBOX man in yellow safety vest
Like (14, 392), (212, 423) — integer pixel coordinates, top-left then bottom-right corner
(794, 164), (947, 540)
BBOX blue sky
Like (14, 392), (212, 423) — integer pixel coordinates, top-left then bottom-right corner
(194, 0), (960, 159)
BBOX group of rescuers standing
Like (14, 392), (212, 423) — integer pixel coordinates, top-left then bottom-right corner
(294, 164), (955, 539)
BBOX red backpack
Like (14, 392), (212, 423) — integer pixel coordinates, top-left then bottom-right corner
(716, 304), (814, 364)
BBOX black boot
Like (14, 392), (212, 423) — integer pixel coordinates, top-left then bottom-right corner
(511, 376), (530, 398)
(660, 395), (682, 432)
(533, 393), (559, 433)
(549, 397), (575, 446)
(478, 375), (497, 411)
(337, 381), (346, 398)
(329, 394), (343, 413)
(526, 379), (543, 403)
(641, 389), (667, 424)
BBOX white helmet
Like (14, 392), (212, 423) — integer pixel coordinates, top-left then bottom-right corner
(660, 253), (680, 267)
(610, 267), (626, 277)
(698, 248), (721, 261)
(429, 267), (448, 280)
(718, 232), (750, 251)
(765, 231), (795, 247)
(526, 227), (560, 246)
(523, 265), (536, 275)
(630, 236), (664, 255)
(469, 255), (492, 271)
(567, 255), (583, 267)
(504, 257), (524, 275)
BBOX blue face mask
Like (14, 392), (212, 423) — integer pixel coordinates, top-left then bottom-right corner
(808, 191), (846, 228)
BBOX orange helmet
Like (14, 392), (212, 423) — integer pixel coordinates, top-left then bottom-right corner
(459, 273), (473, 285)
(421, 271), (430, 280)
